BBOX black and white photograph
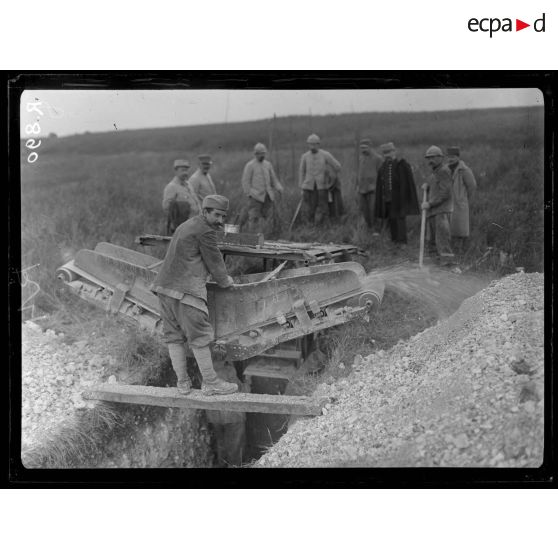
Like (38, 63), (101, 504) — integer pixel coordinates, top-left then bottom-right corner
(11, 75), (549, 477)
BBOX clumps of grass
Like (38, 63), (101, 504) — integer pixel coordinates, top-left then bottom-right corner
(21, 402), (124, 469)
(117, 329), (173, 386)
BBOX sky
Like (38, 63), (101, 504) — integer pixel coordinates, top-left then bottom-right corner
(20, 88), (543, 138)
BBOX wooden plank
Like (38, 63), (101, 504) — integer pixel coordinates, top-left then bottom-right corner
(135, 234), (364, 261)
(135, 233), (264, 248)
(260, 348), (302, 361)
(216, 231), (264, 247)
(83, 384), (328, 416)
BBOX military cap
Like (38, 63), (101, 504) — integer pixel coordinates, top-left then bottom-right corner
(173, 159), (190, 169)
(306, 134), (321, 144)
(253, 142), (267, 153)
(360, 138), (372, 146)
(380, 142), (396, 154)
(446, 146), (460, 156)
(198, 154), (212, 162)
(424, 145), (444, 158)
(202, 194), (229, 211)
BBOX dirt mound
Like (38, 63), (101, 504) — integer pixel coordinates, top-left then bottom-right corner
(256, 272), (544, 467)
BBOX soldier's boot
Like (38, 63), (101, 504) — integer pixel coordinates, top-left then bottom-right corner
(167, 343), (192, 395)
(192, 346), (238, 396)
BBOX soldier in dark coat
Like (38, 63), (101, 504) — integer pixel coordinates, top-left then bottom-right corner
(375, 142), (420, 243)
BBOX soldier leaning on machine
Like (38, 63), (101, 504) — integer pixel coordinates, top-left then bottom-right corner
(151, 194), (238, 396)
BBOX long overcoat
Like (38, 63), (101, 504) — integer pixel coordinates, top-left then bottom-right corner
(375, 158), (420, 219)
(450, 160), (477, 237)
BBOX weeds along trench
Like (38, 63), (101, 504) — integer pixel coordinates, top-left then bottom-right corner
(21, 262), (489, 469)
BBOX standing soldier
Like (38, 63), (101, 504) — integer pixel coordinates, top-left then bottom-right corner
(446, 146), (477, 255)
(299, 134), (342, 226)
(422, 146), (455, 265)
(241, 142), (284, 232)
(356, 138), (384, 232)
(151, 194), (238, 396)
(375, 142), (420, 244)
(162, 159), (201, 235)
(189, 154), (217, 207)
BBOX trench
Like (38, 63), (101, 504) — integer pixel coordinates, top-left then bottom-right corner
(22, 265), (486, 469)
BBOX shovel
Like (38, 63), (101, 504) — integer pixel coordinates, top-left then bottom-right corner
(288, 197), (303, 232)
(419, 184), (428, 269)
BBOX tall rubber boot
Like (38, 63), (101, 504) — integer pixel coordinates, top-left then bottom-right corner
(191, 346), (238, 396)
(167, 343), (192, 395)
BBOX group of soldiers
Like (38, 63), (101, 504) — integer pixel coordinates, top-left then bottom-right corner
(163, 135), (476, 264)
(154, 134), (477, 466)
(357, 140), (477, 264)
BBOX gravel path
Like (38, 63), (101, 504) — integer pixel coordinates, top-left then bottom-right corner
(256, 272), (544, 467)
(21, 323), (113, 450)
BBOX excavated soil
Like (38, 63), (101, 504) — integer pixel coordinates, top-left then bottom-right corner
(256, 272), (544, 467)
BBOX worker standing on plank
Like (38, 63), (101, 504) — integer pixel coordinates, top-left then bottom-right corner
(162, 159), (201, 235)
(241, 142), (284, 233)
(189, 154), (217, 207)
(446, 146), (477, 256)
(356, 138), (384, 231)
(151, 194), (238, 396)
(299, 134), (342, 226)
(375, 142), (420, 245)
(422, 145), (455, 265)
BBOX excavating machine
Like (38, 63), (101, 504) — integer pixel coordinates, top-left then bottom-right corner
(56, 231), (385, 417)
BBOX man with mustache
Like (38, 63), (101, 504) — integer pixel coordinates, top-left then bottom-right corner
(151, 194), (238, 396)
(422, 145), (455, 265)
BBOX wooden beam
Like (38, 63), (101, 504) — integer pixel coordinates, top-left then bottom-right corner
(243, 361), (297, 380)
(260, 348), (302, 361)
(83, 384), (328, 416)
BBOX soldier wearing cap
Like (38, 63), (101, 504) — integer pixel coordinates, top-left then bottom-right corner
(241, 142), (284, 233)
(151, 194), (238, 396)
(375, 142), (420, 244)
(189, 154), (217, 206)
(446, 146), (477, 254)
(422, 146), (455, 264)
(356, 138), (384, 231)
(299, 134), (342, 225)
(163, 159), (201, 235)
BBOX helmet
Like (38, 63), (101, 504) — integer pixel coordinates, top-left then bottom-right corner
(424, 145), (443, 158)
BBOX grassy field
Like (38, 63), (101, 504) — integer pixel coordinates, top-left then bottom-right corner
(16, 104), (545, 466)
(20, 105), (544, 320)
